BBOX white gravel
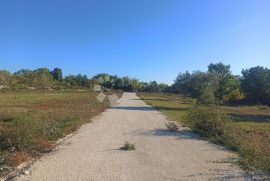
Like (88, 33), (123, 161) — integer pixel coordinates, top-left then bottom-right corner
(16, 92), (249, 181)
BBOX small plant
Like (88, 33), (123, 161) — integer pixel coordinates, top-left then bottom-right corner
(257, 105), (269, 110)
(120, 141), (136, 151)
(165, 121), (179, 131)
(7, 151), (29, 167)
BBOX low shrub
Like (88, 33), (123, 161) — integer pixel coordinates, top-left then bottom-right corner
(185, 101), (230, 140)
(165, 122), (179, 131)
(120, 141), (136, 151)
(6, 151), (29, 167)
(184, 101), (270, 172)
(257, 105), (269, 110)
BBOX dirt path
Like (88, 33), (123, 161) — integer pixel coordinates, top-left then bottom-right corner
(16, 93), (249, 181)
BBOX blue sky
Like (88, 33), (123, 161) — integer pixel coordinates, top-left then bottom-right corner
(0, 0), (270, 84)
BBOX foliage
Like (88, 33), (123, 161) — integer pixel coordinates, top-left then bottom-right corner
(241, 66), (270, 105)
(174, 62), (242, 103)
(51, 68), (63, 81)
(208, 63), (242, 101)
(120, 141), (136, 151)
(185, 101), (230, 139)
(92, 73), (169, 93)
(174, 71), (217, 103)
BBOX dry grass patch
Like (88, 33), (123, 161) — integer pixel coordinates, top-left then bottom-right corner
(7, 151), (29, 167)
(0, 90), (122, 176)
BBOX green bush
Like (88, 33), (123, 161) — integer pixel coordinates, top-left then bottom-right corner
(185, 101), (270, 172)
(120, 141), (136, 151)
(185, 101), (229, 140)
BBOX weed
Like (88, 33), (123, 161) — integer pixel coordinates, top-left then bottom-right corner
(120, 141), (136, 151)
(165, 122), (179, 131)
(6, 151), (29, 167)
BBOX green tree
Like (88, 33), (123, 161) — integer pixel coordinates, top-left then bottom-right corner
(241, 66), (270, 104)
(174, 71), (192, 94)
(33, 68), (53, 88)
(64, 75), (78, 88)
(208, 62), (241, 101)
(51, 68), (63, 81)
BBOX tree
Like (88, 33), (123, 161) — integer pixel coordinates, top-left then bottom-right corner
(51, 68), (63, 81)
(208, 62), (230, 76)
(174, 70), (217, 103)
(33, 68), (53, 88)
(130, 79), (140, 92)
(188, 71), (215, 102)
(241, 66), (270, 104)
(174, 71), (192, 94)
(64, 75), (79, 87)
(208, 62), (241, 101)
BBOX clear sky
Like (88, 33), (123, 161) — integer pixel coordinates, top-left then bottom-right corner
(0, 0), (270, 84)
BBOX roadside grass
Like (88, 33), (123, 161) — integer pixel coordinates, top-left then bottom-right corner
(139, 93), (193, 123)
(138, 92), (270, 173)
(0, 90), (122, 176)
(120, 141), (136, 151)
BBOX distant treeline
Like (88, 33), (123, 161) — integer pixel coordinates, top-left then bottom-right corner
(0, 68), (169, 93)
(1, 63), (269, 105)
(173, 63), (270, 105)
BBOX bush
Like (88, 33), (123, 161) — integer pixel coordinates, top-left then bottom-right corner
(165, 122), (179, 131)
(120, 141), (136, 151)
(184, 101), (270, 172)
(185, 101), (229, 140)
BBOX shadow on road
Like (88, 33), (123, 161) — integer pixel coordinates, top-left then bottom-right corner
(182, 168), (249, 181)
(111, 106), (155, 111)
(111, 106), (188, 111)
(127, 128), (200, 140)
(143, 129), (201, 140)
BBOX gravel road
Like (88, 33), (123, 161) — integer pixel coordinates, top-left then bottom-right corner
(16, 92), (249, 181)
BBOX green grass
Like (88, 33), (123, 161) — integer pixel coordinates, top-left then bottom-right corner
(138, 92), (270, 173)
(139, 93), (193, 123)
(0, 90), (122, 176)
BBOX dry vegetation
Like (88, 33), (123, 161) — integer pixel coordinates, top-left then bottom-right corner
(0, 90), (122, 176)
(139, 93), (270, 173)
(165, 122), (179, 131)
(120, 141), (136, 151)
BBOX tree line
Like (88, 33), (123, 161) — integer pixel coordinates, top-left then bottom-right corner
(0, 68), (169, 93)
(173, 63), (270, 105)
(1, 63), (269, 105)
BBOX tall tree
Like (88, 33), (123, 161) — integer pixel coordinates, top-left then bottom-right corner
(51, 68), (63, 81)
(208, 62), (241, 101)
(241, 66), (270, 104)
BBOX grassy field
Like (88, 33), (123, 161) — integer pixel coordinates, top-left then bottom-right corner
(0, 90), (122, 176)
(138, 93), (270, 173)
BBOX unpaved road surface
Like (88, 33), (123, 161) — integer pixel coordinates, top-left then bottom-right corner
(16, 93), (248, 181)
